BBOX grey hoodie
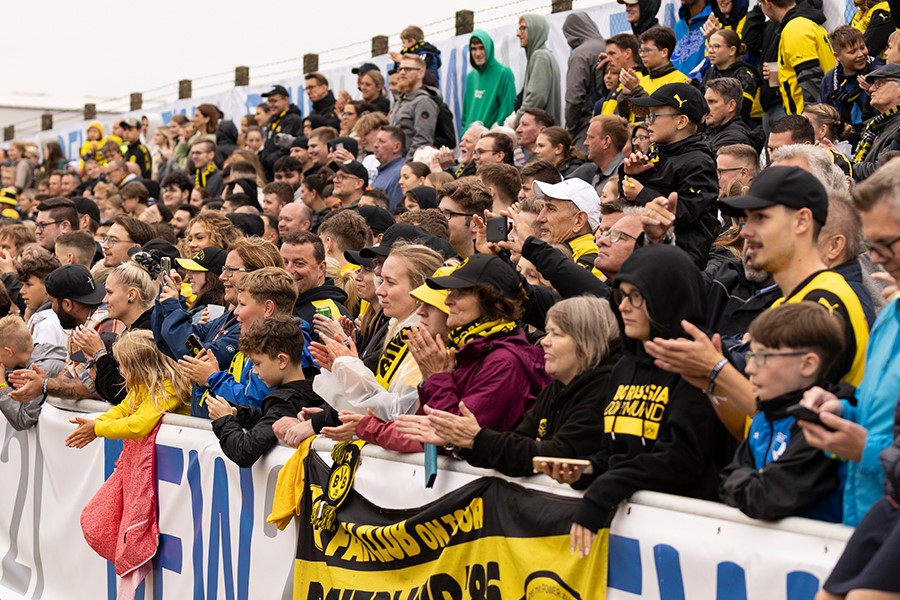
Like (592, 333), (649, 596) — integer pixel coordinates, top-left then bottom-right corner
(563, 12), (606, 147)
(390, 86), (443, 159)
(516, 14), (562, 125)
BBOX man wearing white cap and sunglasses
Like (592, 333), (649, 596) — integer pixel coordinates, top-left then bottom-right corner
(531, 178), (603, 276)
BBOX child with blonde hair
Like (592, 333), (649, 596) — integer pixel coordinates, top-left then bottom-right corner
(65, 330), (191, 447)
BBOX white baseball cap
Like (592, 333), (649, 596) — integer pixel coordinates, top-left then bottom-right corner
(532, 178), (601, 230)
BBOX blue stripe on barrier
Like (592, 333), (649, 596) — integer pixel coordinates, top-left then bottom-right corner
(717, 561), (748, 600)
(787, 571), (820, 600)
(654, 544), (686, 600)
(608, 534), (642, 594)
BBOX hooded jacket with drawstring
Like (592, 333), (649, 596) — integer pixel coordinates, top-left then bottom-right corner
(563, 13), (606, 147)
(672, 1), (713, 79)
(462, 30), (517, 129)
(631, 0), (661, 36)
(572, 246), (729, 532)
(516, 14), (562, 125)
(776, 0), (834, 115)
(214, 120), (239, 167)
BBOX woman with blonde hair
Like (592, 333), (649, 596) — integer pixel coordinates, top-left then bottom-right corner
(151, 125), (175, 181)
(184, 212), (242, 256)
(71, 254), (162, 404)
(224, 150), (267, 187)
(311, 244), (444, 421)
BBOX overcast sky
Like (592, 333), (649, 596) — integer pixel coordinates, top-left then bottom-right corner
(5, 0), (557, 106)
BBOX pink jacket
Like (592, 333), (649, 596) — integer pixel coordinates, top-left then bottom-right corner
(81, 421), (161, 598)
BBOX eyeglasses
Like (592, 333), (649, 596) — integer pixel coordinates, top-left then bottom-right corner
(472, 149), (497, 157)
(341, 111), (356, 117)
(598, 229), (637, 244)
(638, 46), (657, 55)
(632, 134), (650, 143)
(744, 350), (807, 367)
(333, 173), (360, 182)
(870, 78), (900, 91)
(863, 234), (900, 259)
(646, 112), (681, 124)
(517, 26), (527, 33)
(397, 66), (423, 73)
(34, 220), (64, 232)
(221, 265), (249, 276)
(716, 167), (744, 177)
(440, 208), (474, 220)
(613, 288), (645, 308)
(100, 235), (132, 247)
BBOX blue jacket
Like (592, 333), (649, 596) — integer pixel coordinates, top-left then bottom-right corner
(820, 58), (882, 129)
(373, 156), (404, 209)
(205, 323), (317, 409)
(672, 3), (712, 79)
(151, 299), (241, 418)
(721, 389), (843, 522)
(840, 297), (900, 525)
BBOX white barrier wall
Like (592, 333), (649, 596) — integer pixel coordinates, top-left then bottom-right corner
(0, 401), (852, 600)
(24, 0), (848, 157)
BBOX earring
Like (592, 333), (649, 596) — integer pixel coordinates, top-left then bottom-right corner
(128, 297), (134, 304)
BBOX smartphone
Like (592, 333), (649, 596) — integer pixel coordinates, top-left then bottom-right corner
(160, 256), (171, 278)
(532, 456), (594, 475)
(485, 216), (509, 243)
(184, 334), (205, 356)
(335, 142), (344, 152)
(786, 404), (836, 431)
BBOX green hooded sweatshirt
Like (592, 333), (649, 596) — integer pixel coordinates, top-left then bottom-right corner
(516, 14), (562, 125)
(462, 30), (517, 129)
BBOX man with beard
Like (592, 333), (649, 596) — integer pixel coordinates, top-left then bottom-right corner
(7, 265), (125, 404)
(390, 55), (441, 159)
(644, 167), (870, 440)
(172, 205), (198, 239)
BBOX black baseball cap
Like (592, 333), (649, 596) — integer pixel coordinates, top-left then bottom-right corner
(330, 160), (369, 187)
(329, 137), (359, 158)
(226, 213), (265, 238)
(128, 239), (181, 263)
(630, 83), (707, 124)
(176, 246), (227, 274)
(426, 254), (520, 298)
(358, 205), (395, 234)
(261, 84), (290, 98)
(352, 62), (379, 75)
(718, 166), (829, 224)
(45, 264), (105, 305)
(72, 197), (101, 225)
(291, 136), (309, 150)
(359, 224), (430, 258)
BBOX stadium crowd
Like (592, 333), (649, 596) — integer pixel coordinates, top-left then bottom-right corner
(1, 4), (900, 597)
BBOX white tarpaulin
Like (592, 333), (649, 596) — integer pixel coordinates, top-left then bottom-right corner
(0, 401), (852, 599)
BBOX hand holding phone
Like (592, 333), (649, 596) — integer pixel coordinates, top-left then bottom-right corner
(485, 216), (510, 243)
(184, 334), (205, 356)
(532, 456), (594, 475)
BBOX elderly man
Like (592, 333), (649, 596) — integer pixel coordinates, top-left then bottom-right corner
(532, 178), (602, 274)
(853, 63), (900, 180)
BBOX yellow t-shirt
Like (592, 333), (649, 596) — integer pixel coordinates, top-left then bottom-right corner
(778, 16), (837, 115)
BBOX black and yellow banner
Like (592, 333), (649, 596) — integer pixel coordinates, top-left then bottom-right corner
(295, 453), (608, 599)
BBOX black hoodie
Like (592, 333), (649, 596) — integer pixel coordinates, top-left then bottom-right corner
(260, 103), (304, 178)
(572, 246), (730, 532)
(292, 278), (352, 326)
(215, 120), (239, 167)
(633, 0), (662, 36)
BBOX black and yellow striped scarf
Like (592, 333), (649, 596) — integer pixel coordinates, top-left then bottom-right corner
(375, 327), (411, 390)
(447, 318), (517, 350)
(854, 106), (900, 162)
(194, 162), (217, 189)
